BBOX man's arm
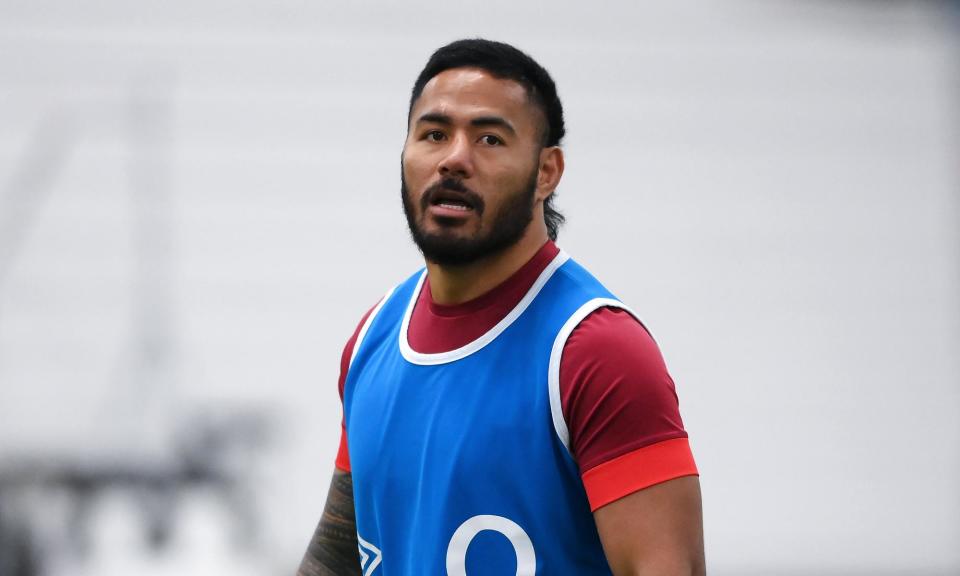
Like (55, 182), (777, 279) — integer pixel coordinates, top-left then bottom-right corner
(299, 303), (379, 575)
(594, 476), (705, 576)
(297, 469), (361, 576)
(561, 308), (703, 574)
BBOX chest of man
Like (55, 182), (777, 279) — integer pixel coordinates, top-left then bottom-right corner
(343, 259), (617, 575)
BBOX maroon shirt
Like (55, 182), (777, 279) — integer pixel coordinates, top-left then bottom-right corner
(335, 242), (697, 510)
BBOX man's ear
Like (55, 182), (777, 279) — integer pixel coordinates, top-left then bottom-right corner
(536, 146), (565, 202)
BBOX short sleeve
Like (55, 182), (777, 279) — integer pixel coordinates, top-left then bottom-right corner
(334, 303), (378, 472)
(560, 307), (698, 511)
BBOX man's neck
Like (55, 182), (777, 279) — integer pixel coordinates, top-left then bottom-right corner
(425, 225), (549, 306)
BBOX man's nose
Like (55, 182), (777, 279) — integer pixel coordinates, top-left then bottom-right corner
(438, 134), (473, 178)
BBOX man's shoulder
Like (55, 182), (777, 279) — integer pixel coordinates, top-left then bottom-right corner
(353, 268), (424, 331)
(548, 252), (618, 298)
(540, 254), (640, 334)
(338, 300), (382, 382)
(572, 305), (654, 346)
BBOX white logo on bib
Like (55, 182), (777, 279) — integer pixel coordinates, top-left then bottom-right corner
(357, 533), (382, 575)
(445, 514), (536, 576)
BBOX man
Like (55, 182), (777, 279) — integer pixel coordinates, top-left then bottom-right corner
(298, 39), (704, 575)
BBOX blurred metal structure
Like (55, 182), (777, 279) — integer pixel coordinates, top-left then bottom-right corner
(0, 411), (271, 575)
(0, 78), (274, 576)
(0, 115), (74, 313)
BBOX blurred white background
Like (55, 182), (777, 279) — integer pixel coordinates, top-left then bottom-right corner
(1, 1), (958, 574)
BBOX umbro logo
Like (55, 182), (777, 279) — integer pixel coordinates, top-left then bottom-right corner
(357, 533), (382, 576)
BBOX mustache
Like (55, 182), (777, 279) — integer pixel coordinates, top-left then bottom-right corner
(420, 178), (485, 215)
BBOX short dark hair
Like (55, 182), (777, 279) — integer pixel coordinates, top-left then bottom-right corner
(408, 38), (566, 241)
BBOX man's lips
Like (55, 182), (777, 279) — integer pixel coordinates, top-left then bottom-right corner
(421, 179), (484, 217)
(431, 192), (474, 211)
(428, 199), (475, 220)
(434, 200), (472, 211)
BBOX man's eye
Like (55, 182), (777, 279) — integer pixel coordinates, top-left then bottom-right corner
(425, 131), (445, 142)
(479, 135), (503, 146)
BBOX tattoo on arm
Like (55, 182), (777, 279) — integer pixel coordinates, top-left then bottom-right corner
(297, 469), (361, 576)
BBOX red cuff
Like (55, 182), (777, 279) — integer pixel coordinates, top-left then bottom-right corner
(334, 427), (351, 472)
(581, 437), (698, 511)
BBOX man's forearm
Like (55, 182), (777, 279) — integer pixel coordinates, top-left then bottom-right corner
(297, 469), (361, 576)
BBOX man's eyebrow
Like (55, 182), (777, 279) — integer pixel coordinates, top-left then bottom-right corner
(470, 116), (516, 135)
(416, 112), (452, 126)
(415, 113), (516, 136)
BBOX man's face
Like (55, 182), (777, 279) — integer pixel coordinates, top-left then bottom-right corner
(401, 67), (546, 266)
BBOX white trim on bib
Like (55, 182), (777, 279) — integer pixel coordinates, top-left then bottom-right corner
(349, 285), (397, 369)
(398, 251), (571, 365)
(547, 298), (640, 455)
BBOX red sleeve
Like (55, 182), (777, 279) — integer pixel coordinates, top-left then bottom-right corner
(560, 307), (698, 511)
(334, 304), (378, 472)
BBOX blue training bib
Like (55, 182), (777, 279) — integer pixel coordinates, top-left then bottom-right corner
(343, 251), (634, 575)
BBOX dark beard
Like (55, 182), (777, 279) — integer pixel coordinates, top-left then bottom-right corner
(401, 169), (538, 267)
